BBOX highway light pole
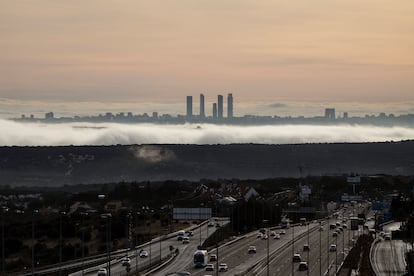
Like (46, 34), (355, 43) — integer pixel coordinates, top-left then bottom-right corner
(292, 220), (295, 276)
(31, 209), (38, 276)
(307, 221), (310, 276)
(262, 219), (270, 276)
(335, 234), (338, 274)
(101, 213), (112, 276)
(319, 222), (322, 276)
(80, 212), (88, 276)
(59, 211), (66, 276)
(1, 206), (8, 276)
(327, 216), (330, 275)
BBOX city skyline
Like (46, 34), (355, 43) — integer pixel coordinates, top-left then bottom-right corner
(1, 1), (414, 104)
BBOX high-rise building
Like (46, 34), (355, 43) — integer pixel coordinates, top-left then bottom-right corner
(213, 103), (217, 119)
(217, 95), (223, 119)
(324, 108), (335, 119)
(186, 96), (193, 118)
(200, 94), (205, 118)
(227, 93), (233, 118)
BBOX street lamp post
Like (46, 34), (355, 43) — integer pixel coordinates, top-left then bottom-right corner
(335, 234), (338, 273)
(319, 222), (322, 276)
(80, 212), (88, 276)
(307, 221), (310, 276)
(327, 216), (330, 275)
(31, 210), (38, 276)
(292, 218), (295, 276)
(58, 211), (66, 276)
(1, 206), (8, 276)
(101, 213), (112, 276)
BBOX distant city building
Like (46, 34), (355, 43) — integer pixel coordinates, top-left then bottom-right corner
(343, 112), (348, 119)
(152, 112), (158, 119)
(217, 95), (223, 119)
(213, 103), (217, 119)
(325, 108), (336, 119)
(227, 93), (233, 118)
(186, 96), (193, 118)
(45, 112), (54, 120)
(200, 94), (205, 118)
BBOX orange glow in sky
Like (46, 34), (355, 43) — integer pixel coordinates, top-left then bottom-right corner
(1, 0), (413, 103)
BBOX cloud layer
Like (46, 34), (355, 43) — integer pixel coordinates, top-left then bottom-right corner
(1, 120), (413, 146)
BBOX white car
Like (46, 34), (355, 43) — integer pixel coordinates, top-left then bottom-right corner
(329, 244), (337, 252)
(121, 257), (131, 266)
(248, 245), (257, 254)
(218, 263), (228, 272)
(261, 234), (268, 240)
(97, 268), (107, 276)
(279, 230), (286, 235)
(205, 263), (214, 271)
(256, 232), (263, 238)
(273, 233), (281, 239)
(182, 236), (190, 244)
(270, 231), (277, 237)
(139, 250), (149, 258)
(292, 253), (301, 262)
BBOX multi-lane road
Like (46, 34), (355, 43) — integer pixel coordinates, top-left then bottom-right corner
(70, 220), (223, 276)
(154, 214), (357, 276)
(370, 222), (412, 276)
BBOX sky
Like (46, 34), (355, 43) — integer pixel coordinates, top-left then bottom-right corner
(1, 0), (413, 108)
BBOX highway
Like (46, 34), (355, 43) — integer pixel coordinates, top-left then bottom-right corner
(69, 220), (223, 276)
(370, 222), (412, 276)
(153, 215), (356, 276)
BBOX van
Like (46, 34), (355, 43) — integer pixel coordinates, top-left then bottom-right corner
(177, 230), (186, 241)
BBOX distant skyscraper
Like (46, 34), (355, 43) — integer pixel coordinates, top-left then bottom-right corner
(213, 103), (217, 119)
(217, 95), (223, 119)
(227, 93), (233, 118)
(324, 108), (335, 119)
(186, 96), (193, 118)
(200, 94), (205, 118)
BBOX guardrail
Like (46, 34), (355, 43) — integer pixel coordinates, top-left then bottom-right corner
(369, 238), (381, 276)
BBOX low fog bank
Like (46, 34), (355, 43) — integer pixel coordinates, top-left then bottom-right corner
(1, 119), (414, 146)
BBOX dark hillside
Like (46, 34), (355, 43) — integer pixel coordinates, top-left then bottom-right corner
(0, 141), (413, 187)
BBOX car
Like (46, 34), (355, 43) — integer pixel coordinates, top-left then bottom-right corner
(208, 222), (215, 227)
(329, 244), (337, 252)
(218, 263), (228, 272)
(279, 230), (286, 235)
(338, 226), (344, 232)
(139, 250), (149, 258)
(342, 224), (347, 229)
(384, 234), (391, 240)
(270, 231), (277, 237)
(298, 261), (308, 271)
(292, 253), (301, 262)
(121, 257), (131, 266)
(319, 226), (324, 231)
(303, 244), (310, 251)
(256, 232), (263, 238)
(329, 224), (336, 230)
(209, 254), (217, 262)
(182, 236), (190, 244)
(273, 233), (281, 239)
(261, 234), (268, 240)
(332, 231), (338, 237)
(97, 268), (107, 276)
(248, 245), (257, 254)
(205, 264), (214, 271)
(174, 272), (191, 276)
